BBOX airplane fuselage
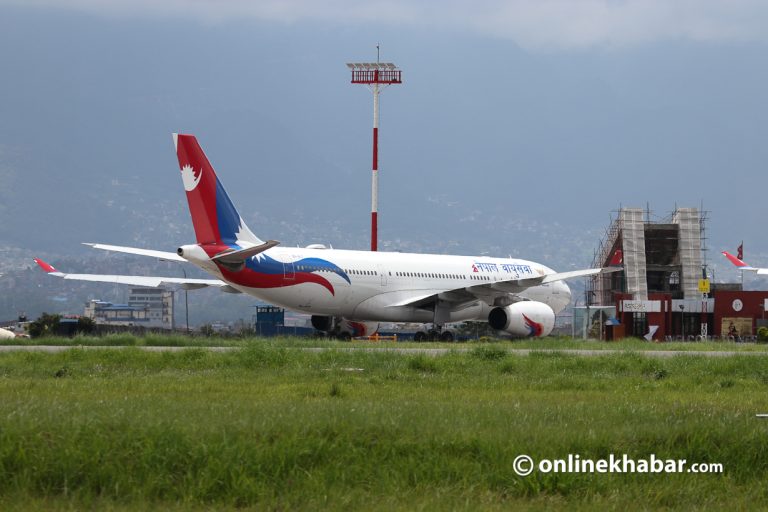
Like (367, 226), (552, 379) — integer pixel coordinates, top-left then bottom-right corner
(37, 134), (606, 339)
(183, 245), (572, 324)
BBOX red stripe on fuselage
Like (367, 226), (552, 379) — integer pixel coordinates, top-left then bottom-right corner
(216, 266), (336, 295)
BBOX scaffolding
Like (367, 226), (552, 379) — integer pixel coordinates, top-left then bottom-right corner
(672, 208), (703, 299)
(620, 208), (649, 300)
(589, 206), (708, 306)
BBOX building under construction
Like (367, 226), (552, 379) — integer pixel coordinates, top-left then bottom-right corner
(586, 207), (767, 340)
(590, 207), (707, 305)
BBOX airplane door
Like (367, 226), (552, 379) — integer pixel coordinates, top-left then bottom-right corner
(283, 259), (295, 281)
(378, 265), (387, 287)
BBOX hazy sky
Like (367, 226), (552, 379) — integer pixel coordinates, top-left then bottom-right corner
(6, 1), (768, 48)
(1, 0), (767, 279)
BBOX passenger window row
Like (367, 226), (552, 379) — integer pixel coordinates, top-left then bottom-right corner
(394, 271), (468, 280)
(344, 269), (376, 276)
(302, 265), (494, 283)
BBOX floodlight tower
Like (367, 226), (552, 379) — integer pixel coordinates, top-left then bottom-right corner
(347, 51), (402, 251)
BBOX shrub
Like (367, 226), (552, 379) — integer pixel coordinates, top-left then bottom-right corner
(28, 313), (61, 338)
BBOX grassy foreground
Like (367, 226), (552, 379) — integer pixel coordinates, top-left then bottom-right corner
(5, 333), (768, 352)
(0, 344), (767, 510)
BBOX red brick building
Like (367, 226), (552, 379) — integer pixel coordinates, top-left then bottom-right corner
(612, 291), (768, 340)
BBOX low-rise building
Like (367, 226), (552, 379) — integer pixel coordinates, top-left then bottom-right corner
(588, 207), (762, 340)
(84, 287), (174, 329)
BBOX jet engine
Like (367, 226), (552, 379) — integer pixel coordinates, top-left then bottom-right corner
(488, 301), (555, 337)
(311, 316), (379, 339)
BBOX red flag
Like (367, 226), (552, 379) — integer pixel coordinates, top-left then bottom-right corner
(609, 248), (623, 266)
(737, 242), (743, 261)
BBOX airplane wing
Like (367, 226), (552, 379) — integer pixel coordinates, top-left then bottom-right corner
(33, 258), (237, 292)
(483, 267), (611, 293)
(83, 243), (186, 262)
(391, 267), (620, 308)
(722, 251), (768, 275)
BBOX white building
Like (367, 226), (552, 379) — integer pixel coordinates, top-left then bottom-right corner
(84, 287), (174, 329)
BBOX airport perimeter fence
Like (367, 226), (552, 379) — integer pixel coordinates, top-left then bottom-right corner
(663, 334), (763, 343)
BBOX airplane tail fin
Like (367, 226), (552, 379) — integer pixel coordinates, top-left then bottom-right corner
(722, 250), (768, 275)
(173, 133), (263, 248)
(722, 251), (752, 269)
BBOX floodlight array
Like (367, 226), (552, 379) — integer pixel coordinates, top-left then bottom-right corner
(345, 62), (399, 70)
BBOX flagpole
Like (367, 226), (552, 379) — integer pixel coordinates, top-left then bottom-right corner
(740, 241), (744, 290)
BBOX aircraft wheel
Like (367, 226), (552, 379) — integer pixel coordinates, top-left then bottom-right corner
(440, 331), (454, 342)
(414, 331), (427, 342)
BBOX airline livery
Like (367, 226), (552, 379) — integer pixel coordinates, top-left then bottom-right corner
(36, 134), (616, 340)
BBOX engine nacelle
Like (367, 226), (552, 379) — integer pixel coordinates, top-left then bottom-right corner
(488, 301), (555, 337)
(339, 319), (379, 337)
(311, 316), (379, 337)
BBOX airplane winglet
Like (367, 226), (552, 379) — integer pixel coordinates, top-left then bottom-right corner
(33, 258), (58, 274)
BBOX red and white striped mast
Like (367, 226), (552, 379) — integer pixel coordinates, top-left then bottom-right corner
(347, 47), (402, 251)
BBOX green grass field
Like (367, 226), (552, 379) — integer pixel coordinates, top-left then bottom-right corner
(5, 333), (768, 352)
(1, 340), (767, 510)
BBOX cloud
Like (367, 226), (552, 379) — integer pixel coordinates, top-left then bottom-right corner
(467, 0), (768, 48)
(5, 0), (768, 49)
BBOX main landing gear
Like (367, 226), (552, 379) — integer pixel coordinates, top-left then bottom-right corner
(312, 330), (352, 341)
(414, 326), (455, 342)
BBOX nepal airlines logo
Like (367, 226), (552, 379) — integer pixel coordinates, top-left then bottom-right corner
(181, 164), (202, 191)
(523, 314), (543, 336)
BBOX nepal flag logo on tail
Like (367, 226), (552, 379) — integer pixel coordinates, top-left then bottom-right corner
(181, 164), (202, 191)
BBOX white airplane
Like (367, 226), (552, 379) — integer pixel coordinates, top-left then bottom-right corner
(722, 251), (768, 275)
(35, 134), (616, 340)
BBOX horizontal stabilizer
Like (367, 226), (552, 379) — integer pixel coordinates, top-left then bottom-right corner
(84, 243), (186, 262)
(211, 240), (280, 264)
